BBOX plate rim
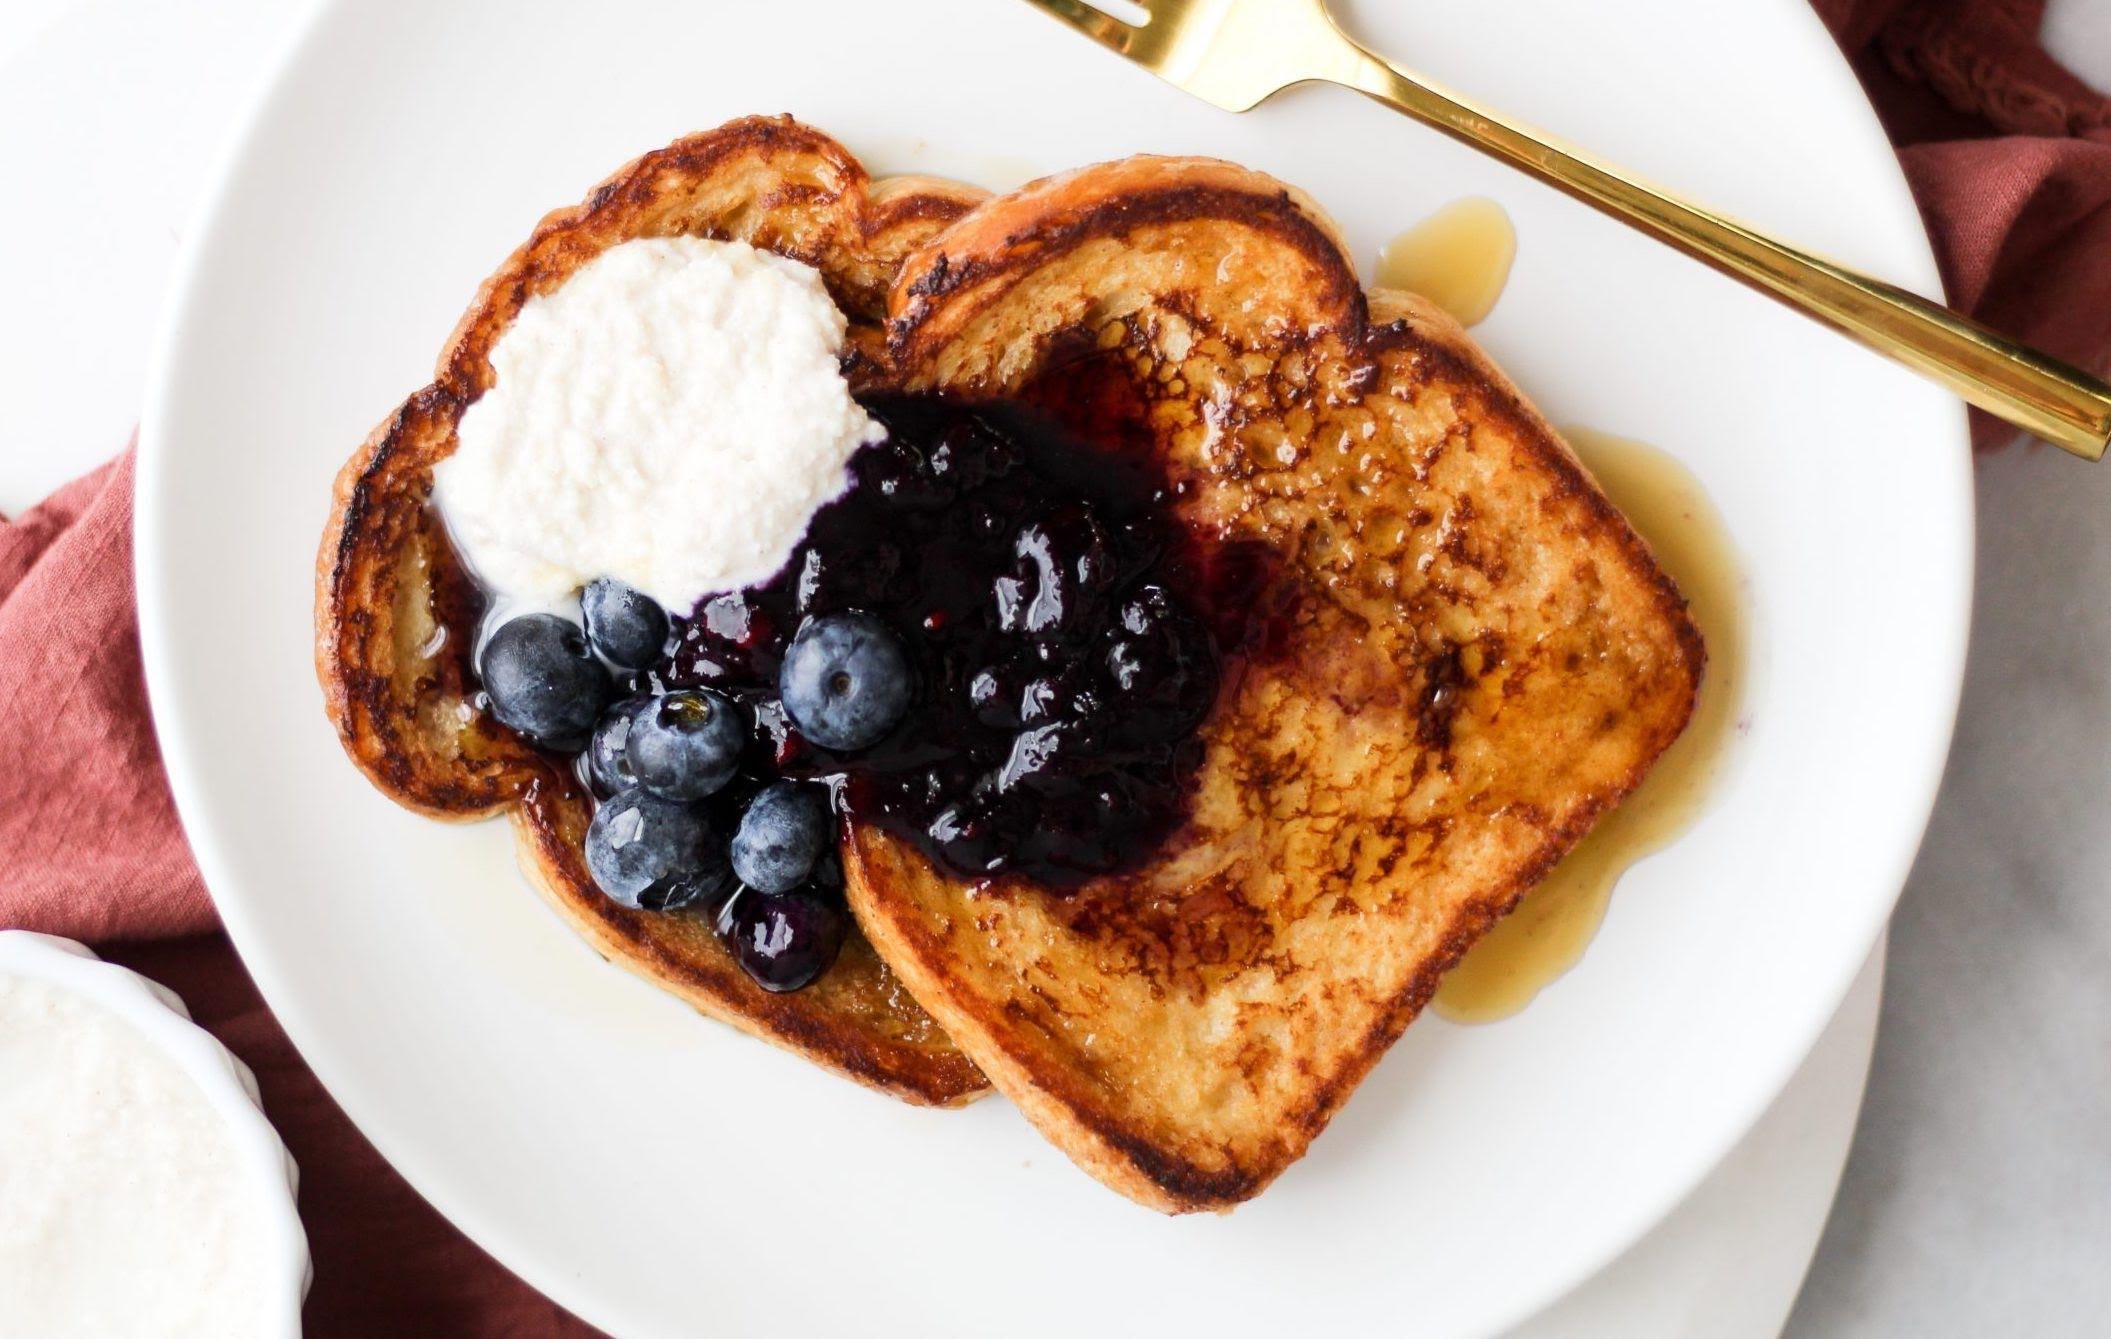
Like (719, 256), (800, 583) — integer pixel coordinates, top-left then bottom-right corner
(134, 1), (1972, 1333)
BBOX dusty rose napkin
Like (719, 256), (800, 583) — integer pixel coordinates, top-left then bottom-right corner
(1, 3), (2102, 1331)
(0, 452), (209, 941)
(1817, 0), (2111, 446)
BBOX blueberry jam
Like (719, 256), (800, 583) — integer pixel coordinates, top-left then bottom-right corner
(644, 393), (1224, 887)
(478, 388), (1248, 992)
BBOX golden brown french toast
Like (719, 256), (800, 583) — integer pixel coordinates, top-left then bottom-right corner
(847, 157), (1704, 1205)
(315, 117), (989, 1106)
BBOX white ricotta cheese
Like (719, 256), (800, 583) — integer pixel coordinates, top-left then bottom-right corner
(434, 236), (884, 612)
(0, 974), (269, 1337)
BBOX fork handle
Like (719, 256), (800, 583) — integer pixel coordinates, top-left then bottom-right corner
(1339, 52), (2111, 460)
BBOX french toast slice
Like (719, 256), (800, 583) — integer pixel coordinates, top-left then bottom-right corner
(315, 117), (990, 1105)
(847, 157), (1705, 1203)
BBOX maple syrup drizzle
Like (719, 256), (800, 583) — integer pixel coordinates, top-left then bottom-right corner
(1434, 428), (1747, 1023)
(1376, 197), (1517, 327)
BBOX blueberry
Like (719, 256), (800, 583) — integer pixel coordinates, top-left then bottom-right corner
(1117, 583), (1186, 637)
(1105, 585), (1219, 739)
(992, 574), (1032, 637)
(993, 723), (1083, 791)
(586, 695), (653, 796)
(966, 661), (1030, 729)
(677, 590), (777, 681)
(584, 787), (731, 911)
(808, 842), (845, 898)
(698, 591), (774, 651)
(627, 690), (745, 800)
(794, 543), (905, 615)
(1034, 771), (1156, 875)
(731, 781), (832, 894)
(1020, 667), (1102, 728)
(479, 613), (613, 751)
(717, 890), (847, 992)
(926, 784), (1041, 876)
(778, 613), (913, 751)
(581, 578), (670, 669)
(926, 420), (1015, 491)
(748, 697), (805, 769)
(853, 436), (953, 510)
(915, 760), (979, 810)
(998, 509), (1114, 637)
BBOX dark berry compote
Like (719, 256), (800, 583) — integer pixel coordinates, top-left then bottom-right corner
(664, 393), (1222, 884)
(472, 390), (1232, 994)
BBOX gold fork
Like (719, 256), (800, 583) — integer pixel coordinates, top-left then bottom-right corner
(1020, 0), (2111, 460)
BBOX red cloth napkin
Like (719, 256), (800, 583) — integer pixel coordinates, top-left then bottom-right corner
(0, 4), (2102, 1332)
(1817, 0), (2111, 447)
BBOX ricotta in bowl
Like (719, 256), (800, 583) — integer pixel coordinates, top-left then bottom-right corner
(0, 934), (306, 1337)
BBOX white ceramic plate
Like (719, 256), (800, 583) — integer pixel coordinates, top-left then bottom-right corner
(136, 2), (1969, 1335)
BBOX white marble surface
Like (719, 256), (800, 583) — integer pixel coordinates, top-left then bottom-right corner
(0, 0), (290, 511)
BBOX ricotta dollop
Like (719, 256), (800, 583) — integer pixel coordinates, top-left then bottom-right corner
(435, 236), (883, 613)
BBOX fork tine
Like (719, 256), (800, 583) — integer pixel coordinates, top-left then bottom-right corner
(1016, 0), (1140, 55)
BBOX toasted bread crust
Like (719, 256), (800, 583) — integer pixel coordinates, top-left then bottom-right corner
(511, 766), (985, 1102)
(318, 386), (538, 819)
(849, 158), (1703, 1204)
(314, 117), (990, 1106)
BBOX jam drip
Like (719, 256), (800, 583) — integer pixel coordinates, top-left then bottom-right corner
(645, 392), (1229, 886)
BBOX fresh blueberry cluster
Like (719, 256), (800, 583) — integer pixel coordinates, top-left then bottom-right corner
(478, 576), (909, 992)
(470, 391), (1231, 993)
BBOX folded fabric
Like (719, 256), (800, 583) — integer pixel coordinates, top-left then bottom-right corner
(1816, 0), (2111, 448)
(0, 452), (210, 941)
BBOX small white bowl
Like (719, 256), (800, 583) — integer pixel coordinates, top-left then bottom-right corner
(0, 931), (310, 1334)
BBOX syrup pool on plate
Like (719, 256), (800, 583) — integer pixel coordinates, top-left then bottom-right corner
(1434, 428), (1748, 1022)
(1371, 200), (1749, 1021)
(1376, 196), (1517, 327)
